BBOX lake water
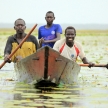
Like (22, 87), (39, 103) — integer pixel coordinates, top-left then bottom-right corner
(0, 36), (108, 108)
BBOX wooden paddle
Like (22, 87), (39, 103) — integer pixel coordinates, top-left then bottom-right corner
(0, 24), (37, 69)
(80, 64), (108, 69)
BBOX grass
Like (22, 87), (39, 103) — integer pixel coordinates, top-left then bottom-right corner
(0, 28), (38, 36)
(0, 28), (108, 36)
(76, 30), (108, 36)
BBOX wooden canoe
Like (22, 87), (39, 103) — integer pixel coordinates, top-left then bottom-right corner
(14, 46), (80, 88)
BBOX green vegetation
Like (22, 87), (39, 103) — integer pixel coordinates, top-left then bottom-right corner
(76, 30), (108, 36)
(0, 28), (108, 36)
(0, 55), (3, 59)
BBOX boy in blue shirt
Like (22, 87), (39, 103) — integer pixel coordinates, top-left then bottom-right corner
(38, 11), (62, 48)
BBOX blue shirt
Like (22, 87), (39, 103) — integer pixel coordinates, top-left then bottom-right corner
(38, 24), (62, 48)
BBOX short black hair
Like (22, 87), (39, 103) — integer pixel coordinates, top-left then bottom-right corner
(46, 11), (55, 17)
(14, 18), (26, 25)
(65, 26), (76, 35)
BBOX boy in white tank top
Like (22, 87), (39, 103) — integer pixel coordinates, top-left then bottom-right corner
(53, 26), (94, 67)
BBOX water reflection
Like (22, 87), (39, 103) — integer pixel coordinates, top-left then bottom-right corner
(0, 81), (83, 108)
(0, 67), (108, 108)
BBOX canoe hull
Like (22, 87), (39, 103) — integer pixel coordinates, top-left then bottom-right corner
(14, 46), (80, 87)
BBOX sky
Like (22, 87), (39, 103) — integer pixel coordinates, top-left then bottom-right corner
(0, 0), (108, 25)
